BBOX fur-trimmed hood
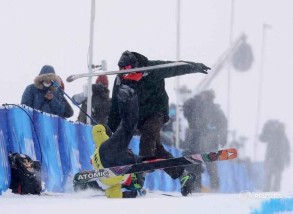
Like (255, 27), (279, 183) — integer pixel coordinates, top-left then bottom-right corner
(34, 65), (61, 89)
(34, 73), (61, 89)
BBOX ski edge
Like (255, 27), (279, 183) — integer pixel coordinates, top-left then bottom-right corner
(74, 148), (237, 183)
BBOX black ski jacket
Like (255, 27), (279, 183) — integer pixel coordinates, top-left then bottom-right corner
(108, 52), (208, 132)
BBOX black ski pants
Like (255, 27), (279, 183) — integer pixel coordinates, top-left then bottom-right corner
(139, 113), (184, 179)
(100, 86), (139, 168)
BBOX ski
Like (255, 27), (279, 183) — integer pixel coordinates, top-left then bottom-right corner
(66, 62), (188, 82)
(74, 148), (237, 183)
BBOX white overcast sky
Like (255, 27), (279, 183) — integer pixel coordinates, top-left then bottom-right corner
(1, 0), (293, 163)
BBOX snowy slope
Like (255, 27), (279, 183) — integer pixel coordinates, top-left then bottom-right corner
(1, 190), (289, 214)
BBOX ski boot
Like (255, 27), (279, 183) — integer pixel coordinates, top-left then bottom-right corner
(180, 170), (196, 196)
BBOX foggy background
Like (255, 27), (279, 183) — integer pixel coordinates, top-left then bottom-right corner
(0, 0), (292, 191)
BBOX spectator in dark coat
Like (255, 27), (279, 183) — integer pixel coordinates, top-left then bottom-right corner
(108, 50), (210, 196)
(260, 119), (290, 192)
(183, 90), (227, 192)
(21, 65), (73, 118)
(73, 75), (111, 125)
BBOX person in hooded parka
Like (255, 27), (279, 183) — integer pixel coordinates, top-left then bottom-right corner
(21, 65), (73, 118)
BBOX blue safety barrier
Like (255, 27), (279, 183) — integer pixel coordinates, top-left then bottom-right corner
(0, 108), (10, 195)
(33, 110), (63, 192)
(215, 161), (236, 193)
(250, 161), (265, 191)
(0, 105), (266, 194)
(76, 123), (95, 171)
(58, 119), (81, 190)
(5, 106), (36, 159)
(233, 161), (251, 192)
(252, 198), (293, 214)
(203, 160), (259, 193)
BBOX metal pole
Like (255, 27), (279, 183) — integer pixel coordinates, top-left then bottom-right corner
(175, 0), (181, 148)
(86, 0), (95, 124)
(253, 23), (271, 160)
(227, 0), (235, 132)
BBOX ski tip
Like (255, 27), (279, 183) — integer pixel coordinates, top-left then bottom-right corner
(66, 75), (74, 82)
(219, 148), (238, 160)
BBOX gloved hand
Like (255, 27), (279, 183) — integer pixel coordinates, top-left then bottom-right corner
(117, 85), (135, 103)
(191, 62), (210, 74)
(82, 84), (89, 97)
(71, 83), (89, 105)
(182, 61), (211, 74)
(72, 92), (86, 105)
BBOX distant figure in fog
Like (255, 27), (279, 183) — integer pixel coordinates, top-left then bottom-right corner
(259, 119), (290, 192)
(182, 90), (228, 192)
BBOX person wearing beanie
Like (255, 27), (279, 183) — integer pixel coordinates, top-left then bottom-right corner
(21, 65), (73, 118)
(96, 75), (109, 88)
(108, 50), (210, 196)
(73, 75), (111, 125)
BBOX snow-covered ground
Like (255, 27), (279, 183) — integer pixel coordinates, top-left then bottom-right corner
(1, 190), (293, 214)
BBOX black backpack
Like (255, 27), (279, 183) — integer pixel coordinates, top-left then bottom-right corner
(8, 153), (42, 195)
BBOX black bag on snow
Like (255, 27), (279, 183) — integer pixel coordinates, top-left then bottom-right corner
(8, 153), (42, 195)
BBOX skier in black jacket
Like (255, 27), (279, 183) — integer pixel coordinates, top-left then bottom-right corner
(108, 51), (210, 195)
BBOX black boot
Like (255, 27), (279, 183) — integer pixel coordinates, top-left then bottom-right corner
(180, 170), (197, 196)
